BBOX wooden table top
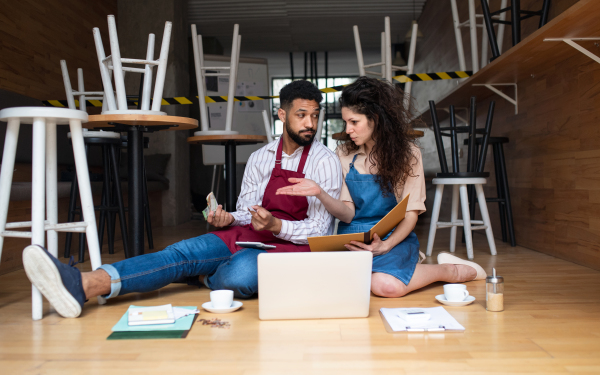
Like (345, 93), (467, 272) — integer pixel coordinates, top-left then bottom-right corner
(86, 114), (198, 131)
(331, 129), (425, 141)
(187, 134), (268, 145)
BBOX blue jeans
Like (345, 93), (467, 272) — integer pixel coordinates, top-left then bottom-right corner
(99, 234), (265, 299)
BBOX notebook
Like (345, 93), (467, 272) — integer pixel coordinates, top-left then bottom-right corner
(307, 194), (410, 252)
(128, 304), (176, 325)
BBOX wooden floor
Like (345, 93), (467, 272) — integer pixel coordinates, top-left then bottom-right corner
(2, 221), (600, 374)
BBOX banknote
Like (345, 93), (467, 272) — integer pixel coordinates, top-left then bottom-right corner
(202, 192), (219, 220)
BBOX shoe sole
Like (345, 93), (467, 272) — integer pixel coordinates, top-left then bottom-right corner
(22, 245), (82, 318)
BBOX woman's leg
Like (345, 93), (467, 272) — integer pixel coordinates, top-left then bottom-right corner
(371, 263), (477, 298)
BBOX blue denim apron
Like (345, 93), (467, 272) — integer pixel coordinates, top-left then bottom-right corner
(337, 155), (420, 285)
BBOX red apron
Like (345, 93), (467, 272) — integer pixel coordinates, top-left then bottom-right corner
(213, 140), (312, 254)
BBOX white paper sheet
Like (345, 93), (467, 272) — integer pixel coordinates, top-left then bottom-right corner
(237, 81), (265, 112)
(173, 307), (199, 320)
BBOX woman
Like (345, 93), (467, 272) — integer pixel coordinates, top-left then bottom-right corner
(276, 77), (486, 298)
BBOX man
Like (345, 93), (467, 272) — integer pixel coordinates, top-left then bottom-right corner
(22, 80), (342, 318)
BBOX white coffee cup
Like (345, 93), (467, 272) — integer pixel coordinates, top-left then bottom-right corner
(210, 290), (234, 309)
(443, 284), (469, 302)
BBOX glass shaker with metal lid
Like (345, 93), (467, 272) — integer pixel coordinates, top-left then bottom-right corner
(486, 268), (504, 312)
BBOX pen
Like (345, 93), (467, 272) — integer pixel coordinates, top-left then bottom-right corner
(406, 325), (445, 332)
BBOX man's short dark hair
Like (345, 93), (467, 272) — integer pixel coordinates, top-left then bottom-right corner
(279, 80), (323, 110)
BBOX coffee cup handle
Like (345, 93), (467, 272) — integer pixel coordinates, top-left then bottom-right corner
(463, 290), (469, 299)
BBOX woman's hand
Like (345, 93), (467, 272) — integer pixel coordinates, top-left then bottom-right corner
(345, 233), (390, 256)
(276, 178), (322, 197)
(207, 205), (234, 228)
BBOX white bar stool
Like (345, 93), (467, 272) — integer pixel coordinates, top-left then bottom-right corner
(191, 23), (241, 135)
(426, 177), (497, 260)
(353, 16), (418, 110)
(0, 107), (103, 320)
(93, 15), (172, 115)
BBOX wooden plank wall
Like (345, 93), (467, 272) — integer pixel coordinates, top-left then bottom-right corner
(0, 0), (117, 100)
(412, 0), (600, 270)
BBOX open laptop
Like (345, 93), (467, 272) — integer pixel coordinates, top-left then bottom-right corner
(257, 251), (373, 320)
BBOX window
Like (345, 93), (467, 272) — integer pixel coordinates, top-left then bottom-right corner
(271, 77), (358, 151)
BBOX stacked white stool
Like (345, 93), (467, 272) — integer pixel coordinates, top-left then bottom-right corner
(0, 107), (103, 320)
(353, 16), (419, 110)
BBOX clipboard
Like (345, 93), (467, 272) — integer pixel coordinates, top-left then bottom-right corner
(308, 194), (410, 252)
(379, 307), (466, 333)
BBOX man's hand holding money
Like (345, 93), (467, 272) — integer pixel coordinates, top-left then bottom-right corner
(207, 205), (234, 228)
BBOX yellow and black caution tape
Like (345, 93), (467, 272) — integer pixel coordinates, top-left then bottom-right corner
(42, 71), (472, 108)
(393, 70), (472, 82)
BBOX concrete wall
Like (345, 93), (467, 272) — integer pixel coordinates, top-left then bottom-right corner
(117, 0), (191, 226)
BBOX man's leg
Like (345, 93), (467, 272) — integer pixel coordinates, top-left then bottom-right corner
(22, 234), (231, 318)
(205, 248), (265, 299)
(93, 233), (231, 299)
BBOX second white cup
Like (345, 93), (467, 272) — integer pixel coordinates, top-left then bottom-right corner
(443, 284), (469, 302)
(210, 290), (234, 309)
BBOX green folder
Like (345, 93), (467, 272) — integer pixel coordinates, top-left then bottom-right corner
(107, 330), (191, 340)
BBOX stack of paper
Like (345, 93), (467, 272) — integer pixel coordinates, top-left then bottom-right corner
(108, 305), (199, 340)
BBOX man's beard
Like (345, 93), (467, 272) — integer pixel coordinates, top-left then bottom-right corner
(285, 116), (316, 146)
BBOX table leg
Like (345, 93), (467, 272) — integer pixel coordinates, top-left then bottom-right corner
(225, 141), (236, 212)
(128, 127), (145, 256)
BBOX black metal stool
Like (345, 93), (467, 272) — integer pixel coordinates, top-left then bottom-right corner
(65, 134), (129, 261)
(481, 0), (551, 60)
(464, 136), (516, 247)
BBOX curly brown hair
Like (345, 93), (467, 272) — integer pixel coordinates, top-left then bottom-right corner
(339, 76), (418, 197)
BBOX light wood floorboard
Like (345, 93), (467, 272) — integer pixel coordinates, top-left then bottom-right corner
(1, 221), (600, 374)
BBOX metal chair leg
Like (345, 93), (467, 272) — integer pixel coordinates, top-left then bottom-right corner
(77, 143), (90, 263)
(101, 144), (115, 254)
(98, 147), (107, 254)
(109, 145), (130, 258)
(142, 157), (154, 250)
(511, 0), (522, 46)
(498, 144), (516, 247)
(64, 167), (78, 258)
(480, 0), (501, 60)
(107, 146), (118, 254)
(493, 144), (508, 242)
(426, 184), (444, 257)
(539, 0), (551, 27)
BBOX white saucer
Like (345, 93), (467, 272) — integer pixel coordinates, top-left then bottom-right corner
(201, 300), (243, 314)
(435, 294), (476, 307)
